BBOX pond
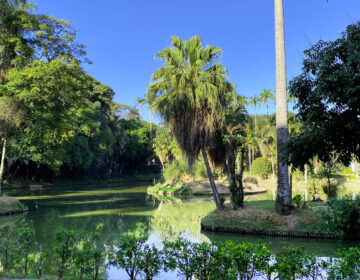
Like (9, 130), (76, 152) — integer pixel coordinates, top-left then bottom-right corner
(1, 178), (359, 279)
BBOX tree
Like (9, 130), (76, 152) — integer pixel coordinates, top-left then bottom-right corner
(152, 124), (180, 170)
(0, 96), (24, 193)
(259, 89), (274, 116)
(248, 95), (260, 134)
(208, 91), (248, 209)
(2, 60), (91, 171)
(147, 36), (230, 210)
(258, 123), (276, 180)
(286, 21), (360, 170)
(0, 0), (34, 82)
(274, 0), (292, 215)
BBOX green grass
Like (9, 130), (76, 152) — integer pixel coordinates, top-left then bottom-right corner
(201, 200), (333, 238)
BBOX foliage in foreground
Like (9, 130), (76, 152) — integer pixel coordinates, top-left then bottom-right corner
(1, 228), (360, 279)
(321, 195), (360, 239)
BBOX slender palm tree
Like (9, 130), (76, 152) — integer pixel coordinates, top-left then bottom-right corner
(274, 0), (292, 215)
(147, 36), (229, 210)
(248, 95), (260, 135)
(259, 89), (274, 116)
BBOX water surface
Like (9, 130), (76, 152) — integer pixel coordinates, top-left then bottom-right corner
(1, 179), (359, 279)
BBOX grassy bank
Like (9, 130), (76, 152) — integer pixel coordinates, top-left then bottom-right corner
(0, 196), (28, 216)
(201, 200), (337, 239)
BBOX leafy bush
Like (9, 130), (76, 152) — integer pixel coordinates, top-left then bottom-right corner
(220, 241), (272, 279)
(321, 195), (360, 238)
(164, 237), (221, 279)
(192, 160), (207, 179)
(307, 177), (322, 201)
(328, 247), (360, 279)
(319, 178), (341, 199)
(109, 232), (162, 280)
(11, 227), (37, 277)
(54, 229), (77, 280)
(292, 195), (308, 209)
(274, 248), (325, 280)
(163, 160), (188, 183)
(251, 157), (272, 179)
(73, 231), (104, 280)
(2, 229), (360, 279)
(109, 235), (147, 280)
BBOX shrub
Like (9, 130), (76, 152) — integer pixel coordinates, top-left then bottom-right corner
(251, 157), (272, 179)
(328, 247), (360, 279)
(164, 237), (221, 279)
(163, 160), (188, 183)
(109, 235), (147, 280)
(274, 248), (325, 280)
(321, 195), (360, 238)
(139, 244), (163, 280)
(73, 231), (104, 280)
(307, 177), (322, 201)
(54, 229), (77, 280)
(11, 227), (37, 277)
(220, 241), (272, 279)
(163, 237), (197, 280)
(192, 160), (207, 179)
(319, 178), (341, 199)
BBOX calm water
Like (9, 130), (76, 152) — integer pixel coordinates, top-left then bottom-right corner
(1, 179), (359, 279)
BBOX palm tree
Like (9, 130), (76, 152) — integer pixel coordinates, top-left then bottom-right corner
(146, 36), (229, 210)
(208, 91), (248, 209)
(274, 0), (292, 215)
(248, 95), (260, 135)
(259, 89), (274, 116)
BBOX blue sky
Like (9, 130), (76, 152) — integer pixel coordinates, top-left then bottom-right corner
(33, 0), (360, 120)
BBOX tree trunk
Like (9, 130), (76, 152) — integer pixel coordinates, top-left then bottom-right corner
(289, 164), (293, 194)
(266, 101), (269, 116)
(237, 147), (245, 206)
(0, 138), (7, 195)
(227, 147), (244, 209)
(254, 107), (257, 135)
(201, 146), (222, 210)
(248, 147), (251, 175)
(304, 164), (308, 182)
(252, 147), (255, 163)
(274, 0), (292, 215)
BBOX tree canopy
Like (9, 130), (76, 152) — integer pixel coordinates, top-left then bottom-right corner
(286, 21), (360, 168)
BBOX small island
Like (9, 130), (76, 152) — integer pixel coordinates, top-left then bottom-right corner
(0, 196), (28, 216)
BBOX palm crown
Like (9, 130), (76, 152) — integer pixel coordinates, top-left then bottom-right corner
(147, 35), (230, 166)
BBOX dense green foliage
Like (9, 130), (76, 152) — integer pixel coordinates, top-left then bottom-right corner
(0, 0), (158, 183)
(251, 157), (272, 179)
(1, 228), (360, 279)
(286, 21), (360, 167)
(321, 195), (360, 239)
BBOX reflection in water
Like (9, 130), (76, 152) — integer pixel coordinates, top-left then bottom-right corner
(0, 180), (359, 279)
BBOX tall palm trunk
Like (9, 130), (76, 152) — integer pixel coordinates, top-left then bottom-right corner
(0, 138), (7, 195)
(201, 146), (222, 210)
(254, 107), (257, 135)
(266, 101), (269, 116)
(274, 0), (292, 215)
(248, 147), (251, 175)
